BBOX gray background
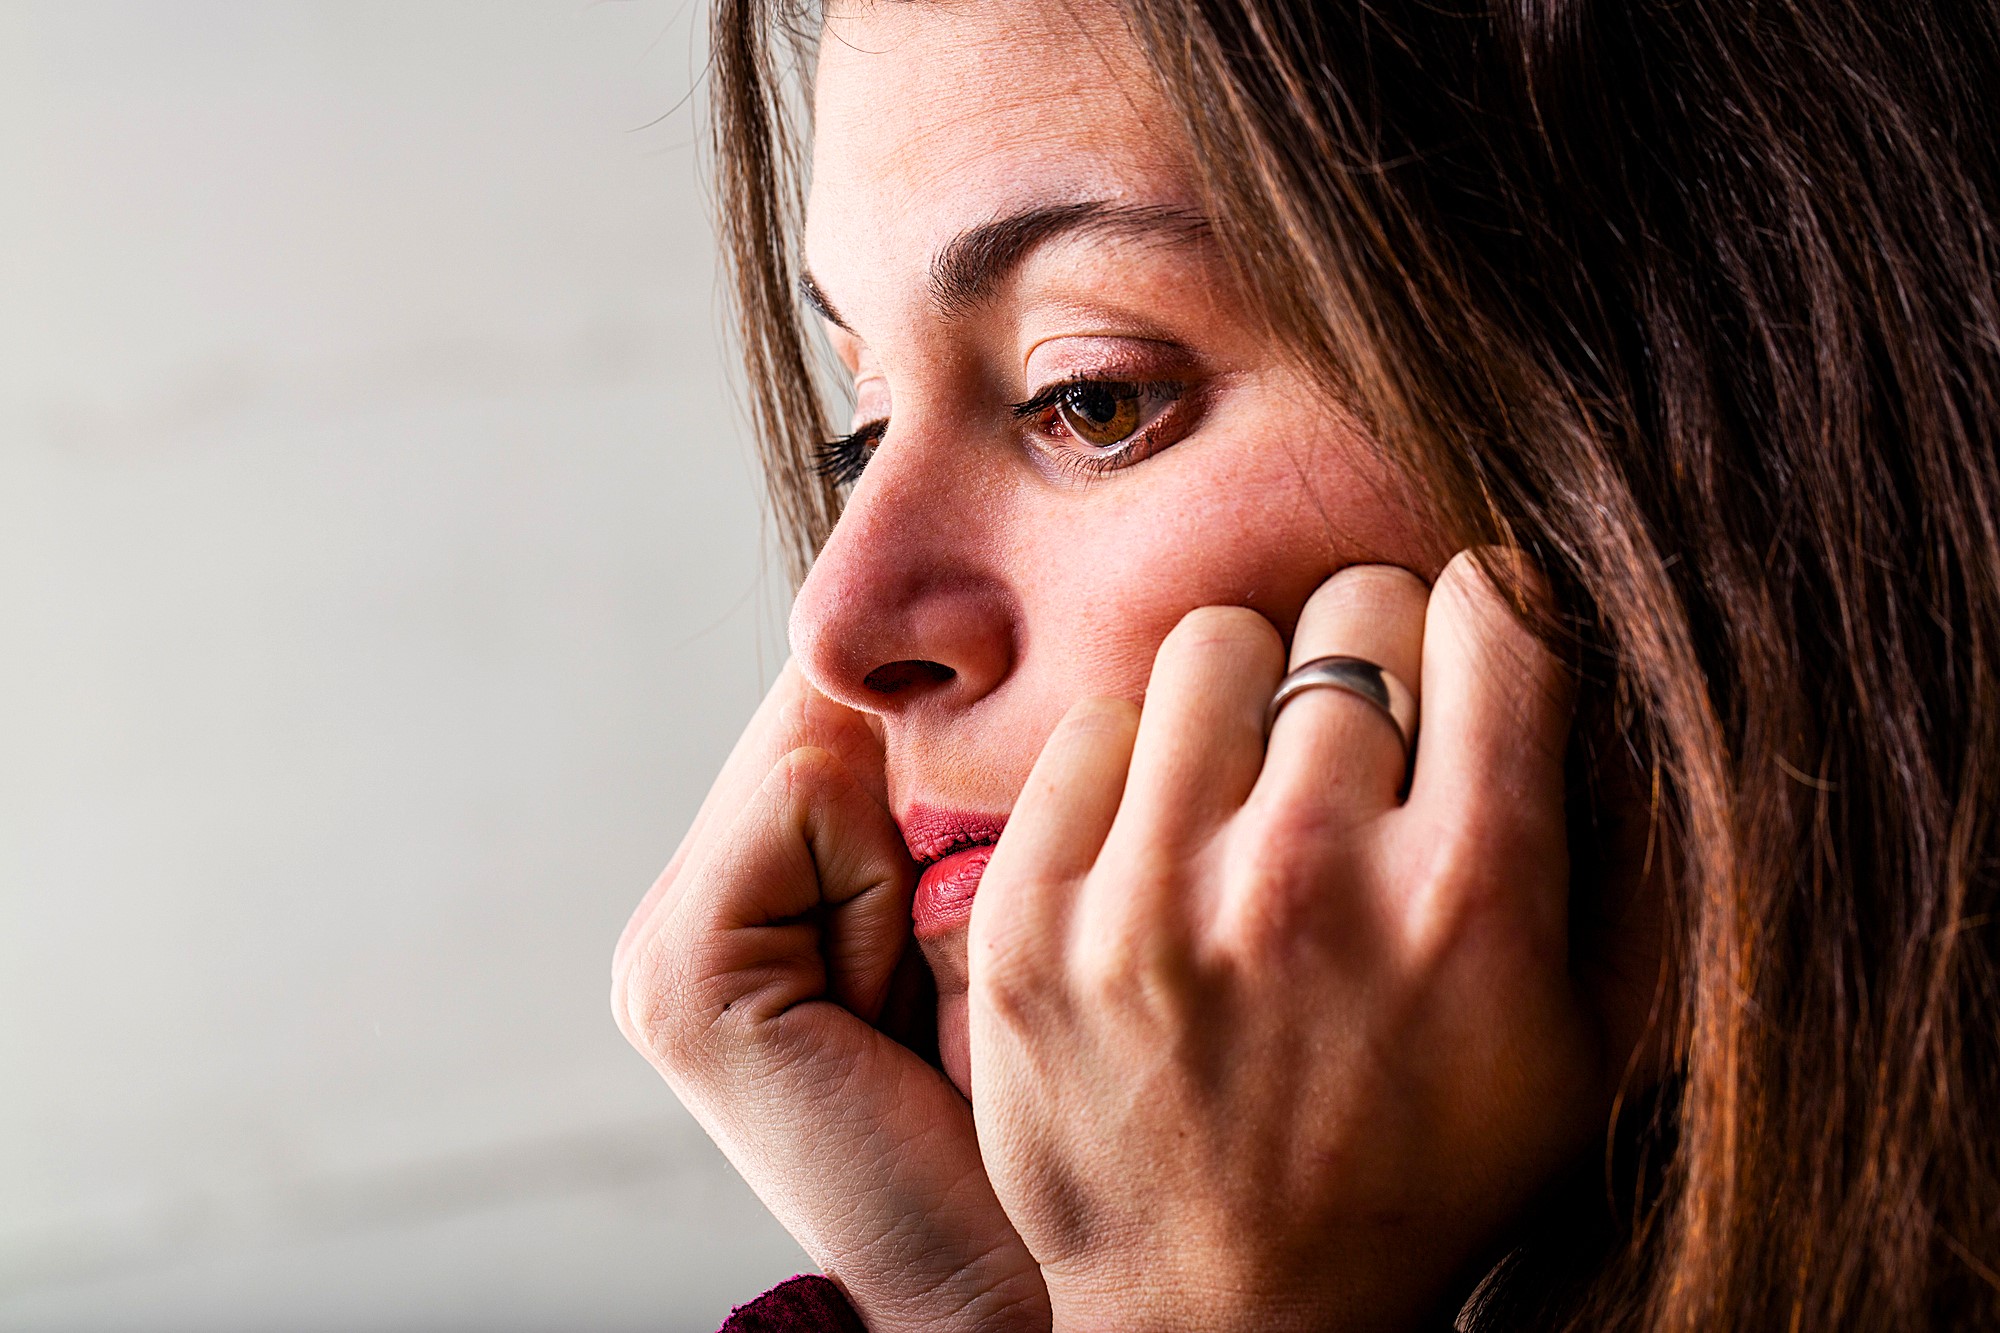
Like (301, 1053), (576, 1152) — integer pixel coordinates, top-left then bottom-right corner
(1, 2), (816, 1328)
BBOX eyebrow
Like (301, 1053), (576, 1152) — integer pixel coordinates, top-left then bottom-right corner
(798, 199), (1211, 332)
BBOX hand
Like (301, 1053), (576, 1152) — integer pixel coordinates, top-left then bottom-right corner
(613, 663), (1050, 1333)
(967, 556), (1605, 1332)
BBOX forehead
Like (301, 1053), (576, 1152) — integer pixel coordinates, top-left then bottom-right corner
(806, 0), (1193, 290)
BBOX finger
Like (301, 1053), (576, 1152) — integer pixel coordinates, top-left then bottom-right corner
(614, 662), (881, 972)
(1114, 605), (1285, 855)
(971, 696), (1139, 969)
(1253, 565), (1429, 817)
(1403, 549), (1574, 943)
(670, 745), (915, 1024)
(802, 753), (921, 1022)
(613, 667), (804, 971)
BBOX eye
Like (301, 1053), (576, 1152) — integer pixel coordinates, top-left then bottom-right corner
(1054, 382), (1143, 448)
(1010, 378), (1188, 467)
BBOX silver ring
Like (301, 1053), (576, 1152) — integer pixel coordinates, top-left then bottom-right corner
(1265, 655), (1418, 755)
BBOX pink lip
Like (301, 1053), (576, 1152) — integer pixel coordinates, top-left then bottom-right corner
(902, 805), (1008, 940)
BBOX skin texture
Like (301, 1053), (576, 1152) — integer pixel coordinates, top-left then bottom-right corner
(969, 565), (1597, 1332)
(614, 3), (1616, 1329)
(796, 1), (1433, 1096)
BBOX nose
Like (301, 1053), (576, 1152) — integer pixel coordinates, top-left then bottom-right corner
(787, 427), (1015, 718)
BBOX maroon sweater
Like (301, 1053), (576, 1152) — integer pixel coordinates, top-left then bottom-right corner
(716, 1275), (866, 1333)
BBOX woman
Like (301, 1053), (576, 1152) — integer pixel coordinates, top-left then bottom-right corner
(614, 0), (2000, 1327)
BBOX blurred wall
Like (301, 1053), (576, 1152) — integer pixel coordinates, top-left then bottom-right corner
(0, 3), (813, 1328)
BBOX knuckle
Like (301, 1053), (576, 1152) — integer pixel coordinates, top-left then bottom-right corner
(1072, 931), (1131, 995)
(612, 946), (676, 1056)
(979, 933), (1061, 1034)
(1229, 789), (1354, 893)
(1250, 791), (1346, 857)
(611, 919), (721, 1073)
(1245, 844), (1324, 916)
(1075, 929), (1190, 1023)
(975, 881), (1070, 1030)
(980, 967), (1042, 1034)
(1401, 810), (1542, 963)
(1220, 840), (1328, 946)
(1411, 868), (1496, 963)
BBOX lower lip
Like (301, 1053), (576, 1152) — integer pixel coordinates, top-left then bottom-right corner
(913, 844), (995, 940)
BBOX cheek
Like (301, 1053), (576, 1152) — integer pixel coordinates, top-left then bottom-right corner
(900, 415), (1427, 1104)
(1007, 427), (1427, 696)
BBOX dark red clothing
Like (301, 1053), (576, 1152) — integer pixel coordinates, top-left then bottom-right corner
(716, 1275), (866, 1333)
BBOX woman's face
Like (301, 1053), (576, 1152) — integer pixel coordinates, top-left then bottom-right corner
(794, 0), (1435, 1093)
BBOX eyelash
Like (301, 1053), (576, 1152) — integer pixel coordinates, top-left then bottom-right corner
(813, 418), (887, 487)
(811, 378), (1191, 486)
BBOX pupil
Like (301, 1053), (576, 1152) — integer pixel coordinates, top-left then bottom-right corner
(1075, 386), (1118, 424)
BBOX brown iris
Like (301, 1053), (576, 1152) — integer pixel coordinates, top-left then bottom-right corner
(1055, 383), (1142, 447)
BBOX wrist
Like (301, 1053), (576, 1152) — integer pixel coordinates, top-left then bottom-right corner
(1042, 1250), (1462, 1333)
(1048, 1290), (1332, 1333)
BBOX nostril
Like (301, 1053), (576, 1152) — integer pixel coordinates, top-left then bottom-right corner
(862, 660), (956, 696)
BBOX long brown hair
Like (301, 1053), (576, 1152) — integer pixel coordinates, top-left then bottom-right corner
(710, 1), (2000, 1326)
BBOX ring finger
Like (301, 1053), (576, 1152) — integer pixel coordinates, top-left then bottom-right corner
(1251, 564), (1429, 819)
